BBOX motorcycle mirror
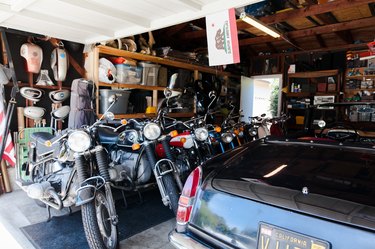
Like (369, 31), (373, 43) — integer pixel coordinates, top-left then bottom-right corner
(208, 91), (216, 99)
(108, 94), (117, 104)
(104, 112), (115, 120)
(164, 88), (172, 98)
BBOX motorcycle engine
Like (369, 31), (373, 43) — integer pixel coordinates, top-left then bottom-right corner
(109, 149), (151, 185)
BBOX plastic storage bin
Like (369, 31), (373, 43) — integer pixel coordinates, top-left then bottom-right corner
(115, 64), (142, 84)
(99, 89), (130, 114)
(139, 62), (161, 86)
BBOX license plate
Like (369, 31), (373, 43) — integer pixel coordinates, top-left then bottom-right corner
(257, 223), (330, 249)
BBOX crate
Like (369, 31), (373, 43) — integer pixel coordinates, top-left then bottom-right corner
(115, 64), (142, 84)
(16, 127), (53, 185)
(99, 89), (131, 114)
(139, 62), (161, 86)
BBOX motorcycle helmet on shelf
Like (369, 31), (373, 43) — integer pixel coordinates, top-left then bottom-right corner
(20, 42), (43, 74)
(51, 42), (69, 81)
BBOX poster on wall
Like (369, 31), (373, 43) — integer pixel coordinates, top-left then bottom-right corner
(205, 8), (240, 66)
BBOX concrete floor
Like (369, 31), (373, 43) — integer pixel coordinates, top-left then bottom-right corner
(0, 168), (174, 249)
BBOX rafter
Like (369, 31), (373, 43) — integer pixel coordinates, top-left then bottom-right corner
(239, 16), (375, 46)
(259, 0), (375, 24)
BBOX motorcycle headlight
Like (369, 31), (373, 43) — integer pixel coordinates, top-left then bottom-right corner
(194, 127), (209, 141)
(67, 131), (91, 152)
(221, 132), (233, 143)
(143, 123), (161, 140)
(318, 120), (326, 128)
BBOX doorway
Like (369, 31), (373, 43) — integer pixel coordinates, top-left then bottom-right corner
(240, 74), (282, 122)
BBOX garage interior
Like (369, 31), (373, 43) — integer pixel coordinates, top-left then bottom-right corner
(0, 0), (375, 248)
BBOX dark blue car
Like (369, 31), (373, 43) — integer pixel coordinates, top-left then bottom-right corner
(169, 137), (375, 249)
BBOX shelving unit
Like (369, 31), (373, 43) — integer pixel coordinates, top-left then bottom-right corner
(344, 49), (375, 102)
(285, 69), (341, 130)
(86, 45), (239, 119)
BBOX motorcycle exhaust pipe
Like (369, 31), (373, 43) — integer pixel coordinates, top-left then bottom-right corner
(27, 182), (63, 210)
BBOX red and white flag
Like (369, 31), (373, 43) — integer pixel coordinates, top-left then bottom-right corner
(205, 8), (240, 66)
(0, 86), (16, 166)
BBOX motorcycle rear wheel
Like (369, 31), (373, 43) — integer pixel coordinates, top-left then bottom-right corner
(162, 173), (179, 215)
(81, 191), (118, 249)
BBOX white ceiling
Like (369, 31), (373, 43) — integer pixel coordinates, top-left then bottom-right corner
(0, 0), (261, 44)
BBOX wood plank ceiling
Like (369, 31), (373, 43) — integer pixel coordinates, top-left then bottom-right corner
(0, 0), (262, 44)
(154, 0), (375, 57)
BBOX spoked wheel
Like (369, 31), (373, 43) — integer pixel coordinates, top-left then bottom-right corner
(82, 191), (118, 249)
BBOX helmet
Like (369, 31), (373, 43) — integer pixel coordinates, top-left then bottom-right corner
(20, 43), (43, 73)
(51, 46), (69, 81)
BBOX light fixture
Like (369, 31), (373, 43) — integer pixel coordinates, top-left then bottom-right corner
(240, 12), (281, 38)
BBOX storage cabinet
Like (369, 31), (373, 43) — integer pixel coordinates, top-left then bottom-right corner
(285, 69), (341, 129)
(85, 45), (237, 119)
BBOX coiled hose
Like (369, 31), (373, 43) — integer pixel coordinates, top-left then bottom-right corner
(96, 146), (110, 182)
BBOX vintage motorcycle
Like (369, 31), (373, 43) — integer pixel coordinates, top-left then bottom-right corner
(22, 95), (120, 249)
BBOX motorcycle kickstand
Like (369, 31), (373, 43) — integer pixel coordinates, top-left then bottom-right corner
(121, 190), (128, 209)
(46, 205), (52, 222)
(136, 190), (143, 204)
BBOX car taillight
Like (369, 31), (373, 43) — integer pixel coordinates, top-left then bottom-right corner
(176, 166), (202, 225)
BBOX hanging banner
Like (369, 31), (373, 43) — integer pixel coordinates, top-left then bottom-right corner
(205, 8), (240, 66)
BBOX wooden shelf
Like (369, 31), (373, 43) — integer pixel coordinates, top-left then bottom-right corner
(288, 69), (339, 78)
(345, 88), (375, 92)
(286, 92), (312, 97)
(97, 45), (239, 78)
(5, 82), (69, 90)
(98, 82), (166, 91)
(346, 75), (375, 80)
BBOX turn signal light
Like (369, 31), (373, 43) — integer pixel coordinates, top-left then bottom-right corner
(44, 140), (52, 147)
(176, 166), (202, 225)
(120, 119), (127, 125)
(132, 143), (141, 150)
(214, 126), (221, 133)
(180, 137), (187, 144)
(169, 130), (178, 138)
(233, 129), (240, 135)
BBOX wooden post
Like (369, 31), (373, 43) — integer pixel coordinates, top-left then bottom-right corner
(1, 160), (12, 193)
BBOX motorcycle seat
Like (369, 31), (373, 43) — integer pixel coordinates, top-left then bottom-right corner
(98, 127), (118, 144)
(30, 132), (55, 143)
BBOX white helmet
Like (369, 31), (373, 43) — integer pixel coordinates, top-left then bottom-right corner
(20, 43), (43, 74)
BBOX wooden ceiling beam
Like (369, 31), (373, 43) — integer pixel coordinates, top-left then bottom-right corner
(259, 0), (375, 24)
(252, 43), (368, 58)
(239, 16), (375, 46)
(315, 12), (354, 44)
(316, 34), (327, 48)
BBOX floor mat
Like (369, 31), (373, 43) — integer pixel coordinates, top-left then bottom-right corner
(20, 189), (175, 249)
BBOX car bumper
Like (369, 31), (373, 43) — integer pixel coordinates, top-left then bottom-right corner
(169, 229), (209, 249)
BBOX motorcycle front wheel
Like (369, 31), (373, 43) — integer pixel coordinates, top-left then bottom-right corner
(162, 173), (179, 215)
(81, 191), (118, 249)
